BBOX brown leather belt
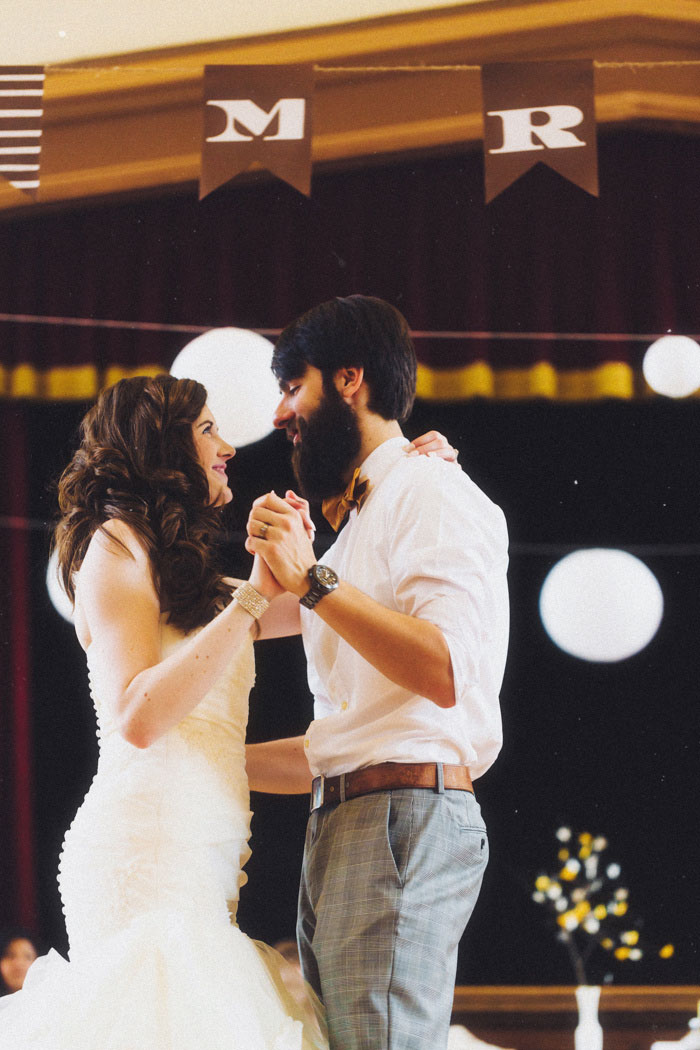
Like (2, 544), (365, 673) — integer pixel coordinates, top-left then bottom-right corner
(310, 761), (473, 812)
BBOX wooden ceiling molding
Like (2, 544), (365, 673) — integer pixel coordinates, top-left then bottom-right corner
(1, 0), (698, 214)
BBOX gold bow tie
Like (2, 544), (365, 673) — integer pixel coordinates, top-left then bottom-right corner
(322, 467), (370, 532)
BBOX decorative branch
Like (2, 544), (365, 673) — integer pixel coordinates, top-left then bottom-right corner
(531, 828), (674, 984)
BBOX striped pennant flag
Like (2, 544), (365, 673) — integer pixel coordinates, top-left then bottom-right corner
(0, 65), (45, 197)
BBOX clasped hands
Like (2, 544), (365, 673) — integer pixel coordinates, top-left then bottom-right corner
(246, 489), (317, 600)
(246, 430), (459, 600)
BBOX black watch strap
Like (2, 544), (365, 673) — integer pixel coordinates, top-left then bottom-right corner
(300, 564), (339, 609)
(299, 588), (325, 610)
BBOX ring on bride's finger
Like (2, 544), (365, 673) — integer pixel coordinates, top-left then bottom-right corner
(259, 522), (269, 539)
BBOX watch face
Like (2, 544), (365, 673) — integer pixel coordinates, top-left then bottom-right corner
(312, 564), (338, 589)
(300, 563), (339, 609)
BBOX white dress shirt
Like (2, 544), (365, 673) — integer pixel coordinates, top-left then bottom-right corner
(300, 436), (509, 780)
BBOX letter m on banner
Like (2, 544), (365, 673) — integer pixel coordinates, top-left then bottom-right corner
(0, 66), (45, 199)
(481, 61), (598, 203)
(200, 65), (313, 200)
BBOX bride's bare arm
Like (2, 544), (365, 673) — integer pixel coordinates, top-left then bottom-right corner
(77, 520), (276, 749)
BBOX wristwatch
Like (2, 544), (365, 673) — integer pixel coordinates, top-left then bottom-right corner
(300, 564), (339, 609)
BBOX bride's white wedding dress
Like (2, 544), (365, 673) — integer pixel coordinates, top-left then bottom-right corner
(0, 619), (326, 1050)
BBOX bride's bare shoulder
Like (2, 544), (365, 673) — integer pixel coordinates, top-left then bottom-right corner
(74, 521), (157, 652)
(88, 519), (150, 562)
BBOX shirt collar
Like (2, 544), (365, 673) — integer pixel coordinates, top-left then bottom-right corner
(357, 435), (411, 492)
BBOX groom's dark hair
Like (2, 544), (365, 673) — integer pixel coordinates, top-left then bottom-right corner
(272, 295), (417, 423)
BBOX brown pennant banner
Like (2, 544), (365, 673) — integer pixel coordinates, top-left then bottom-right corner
(0, 65), (45, 199)
(482, 61), (598, 204)
(200, 65), (313, 200)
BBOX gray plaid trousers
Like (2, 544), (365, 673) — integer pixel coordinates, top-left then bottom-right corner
(297, 786), (488, 1050)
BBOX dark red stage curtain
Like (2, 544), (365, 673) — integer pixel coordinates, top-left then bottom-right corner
(0, 129), (698, 400)
(0, 402), (38, 931)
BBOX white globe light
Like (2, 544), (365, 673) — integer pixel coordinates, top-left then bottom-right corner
(46, 547), (74, 623)
(170, 328), (279, 447)
(643, 335), (700, 398)
(539, 549), (663, 662)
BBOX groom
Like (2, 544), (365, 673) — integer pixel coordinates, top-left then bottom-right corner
(246, 296), (509, 1050)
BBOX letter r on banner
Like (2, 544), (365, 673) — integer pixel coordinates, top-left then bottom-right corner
(481, 61), (598, 203)
(488, 105), (586, 154)
(200, 65), (313, 199)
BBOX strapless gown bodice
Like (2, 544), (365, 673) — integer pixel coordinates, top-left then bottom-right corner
(57, 620), (257, 952)
(0, 621), (326, 1050)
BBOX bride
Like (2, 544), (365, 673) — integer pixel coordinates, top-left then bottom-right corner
(0, 373), (453, 1049)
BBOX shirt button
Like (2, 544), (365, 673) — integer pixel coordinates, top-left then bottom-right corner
(304, 738), (310, 749)
(341, 701), (348, 711)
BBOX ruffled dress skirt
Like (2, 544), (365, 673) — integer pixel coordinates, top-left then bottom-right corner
(0, 633), (326, 1050)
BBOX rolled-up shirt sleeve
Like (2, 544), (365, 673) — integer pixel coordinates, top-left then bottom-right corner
(388, 458), (509, 709)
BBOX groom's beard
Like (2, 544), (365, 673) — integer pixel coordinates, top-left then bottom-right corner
(291, 387), (362, 503)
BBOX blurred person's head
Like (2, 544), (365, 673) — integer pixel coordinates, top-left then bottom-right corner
(0, 930), (38, 994)
(272, 938), (306, 1006)
(273, 938), (301, 969)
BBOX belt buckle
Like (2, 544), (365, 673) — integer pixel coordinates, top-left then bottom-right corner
(310, 775), (325, 813)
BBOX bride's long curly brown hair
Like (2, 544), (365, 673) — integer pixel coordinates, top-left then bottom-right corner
(54, 373), (233, 633)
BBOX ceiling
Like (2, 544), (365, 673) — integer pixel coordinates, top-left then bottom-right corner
(1, 0), (698, 215)
(2, 0), (492, 65)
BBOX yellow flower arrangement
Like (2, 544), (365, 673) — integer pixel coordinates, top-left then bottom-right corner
(531, 828), (674, 984)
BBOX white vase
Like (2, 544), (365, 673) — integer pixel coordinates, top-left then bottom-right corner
(574, 985), (603, 1050)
